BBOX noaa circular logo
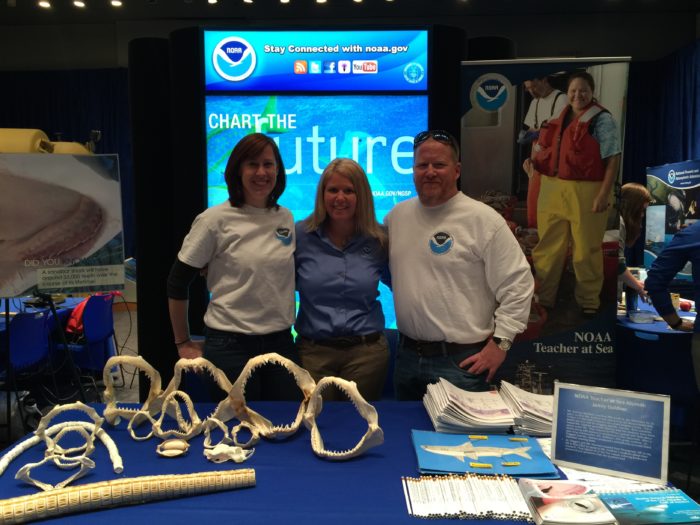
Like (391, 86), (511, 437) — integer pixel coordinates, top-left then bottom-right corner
(275, 227), (292, 246)
(470, 73), (510, 112)
(668, 169), (676, 184)
(403, 62), (425, 84)
(213, 36), (256, 82)
(429, 231), (453, 255)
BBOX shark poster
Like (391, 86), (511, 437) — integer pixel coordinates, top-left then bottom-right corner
(411, 429), (558, 478)
(0, 153), (124, 297)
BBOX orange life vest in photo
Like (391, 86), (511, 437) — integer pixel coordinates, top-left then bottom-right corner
(531, 102), (608, 182)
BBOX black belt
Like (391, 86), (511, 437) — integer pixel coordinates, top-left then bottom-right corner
(206, 327), (291, 342)
(298, 332), (382, 349)
(400, 333), (485, 357)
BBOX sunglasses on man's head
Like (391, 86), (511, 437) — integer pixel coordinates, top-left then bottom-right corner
(413, 130), (456, 148)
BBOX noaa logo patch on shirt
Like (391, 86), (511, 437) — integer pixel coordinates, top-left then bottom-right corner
(275, 227), (292, 246)
(429, 231), (453, 255)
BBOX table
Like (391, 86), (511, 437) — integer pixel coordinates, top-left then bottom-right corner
(616, 300), (695, 336)
(0, 297), (83, 334)
(0, 402), (529, 525)
(1, 297), (85, 432)
(616, 304), (698, 440)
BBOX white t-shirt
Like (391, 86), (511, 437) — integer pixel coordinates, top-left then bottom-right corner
(178, 202), (295, 334)
(385, 193), (534, 344)
(524, 89), (568, 130)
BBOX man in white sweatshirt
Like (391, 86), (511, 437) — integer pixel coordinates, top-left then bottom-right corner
(384, 130), (534, 400)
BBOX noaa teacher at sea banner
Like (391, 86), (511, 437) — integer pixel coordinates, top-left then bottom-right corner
(384, 129), (534, 400)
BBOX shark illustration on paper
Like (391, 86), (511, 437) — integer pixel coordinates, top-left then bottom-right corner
(421, 441), (532, 462)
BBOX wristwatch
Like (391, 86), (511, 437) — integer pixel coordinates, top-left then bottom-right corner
(493, 337), (513, 352)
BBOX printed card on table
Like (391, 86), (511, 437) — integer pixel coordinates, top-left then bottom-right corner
(411, 429), (559, 478)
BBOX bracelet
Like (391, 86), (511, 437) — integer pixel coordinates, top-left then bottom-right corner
(174, 338), (191, 346)
(669, 318), (683, 330)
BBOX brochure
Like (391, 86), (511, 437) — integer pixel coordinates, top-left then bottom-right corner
(598, 488), (700, 524)
(423, 378), (514, 433)
(411, 429), (559, 478)
(422, 378), (555, 435)
(518, 478), (617, 525)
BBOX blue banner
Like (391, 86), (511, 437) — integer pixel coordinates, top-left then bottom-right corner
(647, 159), (700, 191)
(645, 159), (700, 270)
(203, 29), (428, 92)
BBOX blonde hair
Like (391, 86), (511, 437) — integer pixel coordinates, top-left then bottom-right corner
(304, 158), (387, 247)
(620, 182), (653, 246)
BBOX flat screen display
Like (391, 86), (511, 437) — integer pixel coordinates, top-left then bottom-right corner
(203, 29), (430, 328)
(203, 29), (428, 92)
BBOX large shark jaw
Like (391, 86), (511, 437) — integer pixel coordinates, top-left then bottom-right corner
(99, 353), (384, 460)
(103, 355), (163, 426)
(303, 376), (384, 461)
(228, 353), (317, 440)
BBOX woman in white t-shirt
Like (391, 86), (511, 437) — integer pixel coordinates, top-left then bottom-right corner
(167, 133), (298, 400)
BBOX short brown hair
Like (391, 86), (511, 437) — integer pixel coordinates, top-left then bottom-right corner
(223, 133), (286, 208)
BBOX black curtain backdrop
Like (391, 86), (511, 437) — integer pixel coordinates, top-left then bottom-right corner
(622, 38), (700, 264)
(0, 69), (134, 258)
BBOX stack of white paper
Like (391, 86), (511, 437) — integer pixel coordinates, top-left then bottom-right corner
(423, 378), (515, 433)
(499, 380), (553, 436)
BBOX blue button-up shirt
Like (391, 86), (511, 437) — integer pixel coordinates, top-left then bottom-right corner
(294, 221), (389, 339)
(646, 222), (700, 332)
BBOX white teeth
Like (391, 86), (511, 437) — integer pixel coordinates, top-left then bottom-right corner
(101, 354), (383, 461)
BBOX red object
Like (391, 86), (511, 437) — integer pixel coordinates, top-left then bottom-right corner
(680, 300), (692, 312)
(65, 297), (90, 336)
(65, 292), (116, 337)
(532, 103), (607, 182)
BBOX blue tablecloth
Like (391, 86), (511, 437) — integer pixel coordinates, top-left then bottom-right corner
(0, 402), (529, 525)
(616, 303), (698, 440)
(616, 300), (695, 336)
(0, 296), (83, 335)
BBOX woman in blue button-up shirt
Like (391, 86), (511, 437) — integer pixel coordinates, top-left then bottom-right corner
(295, 158), (390, 401)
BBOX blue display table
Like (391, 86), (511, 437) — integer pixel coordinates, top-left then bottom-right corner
(616, 304), (698, 440)
(0, 402), (529, 525)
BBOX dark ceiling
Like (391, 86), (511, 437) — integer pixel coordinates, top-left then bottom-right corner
(2, 0), (699, 26)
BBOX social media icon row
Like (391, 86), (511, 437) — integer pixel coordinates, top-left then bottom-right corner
(294, 60), (378, 74)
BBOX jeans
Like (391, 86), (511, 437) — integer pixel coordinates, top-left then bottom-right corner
(204, 327), (301, 401)
(393, 339), (489, 401)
